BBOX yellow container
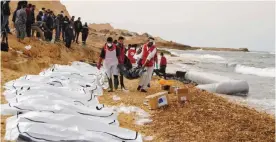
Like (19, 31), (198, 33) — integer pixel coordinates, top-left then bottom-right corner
(158, 79), (174, 86)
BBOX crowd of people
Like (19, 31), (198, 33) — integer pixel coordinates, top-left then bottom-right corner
(97, 36), (167, 93)
(1, 0), (89, 49)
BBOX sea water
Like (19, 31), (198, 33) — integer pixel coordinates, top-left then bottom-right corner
(163, 49), (275, 114)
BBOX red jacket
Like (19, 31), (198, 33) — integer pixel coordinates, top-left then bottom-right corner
(160, 56), (167, 66)
(26, 7), (31, 16)
(104, 44), (117, 51)
(141, 44), (156, 67)
(127, 48), (136, 63)
(117, 43), (125, 64)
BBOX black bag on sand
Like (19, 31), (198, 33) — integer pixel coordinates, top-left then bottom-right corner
(153, 69), (163, 76)
(118, 64), (146, 80)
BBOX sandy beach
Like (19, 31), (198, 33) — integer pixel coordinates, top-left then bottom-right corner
(1, 1), (275, 141)
(1, 36), (275, 141)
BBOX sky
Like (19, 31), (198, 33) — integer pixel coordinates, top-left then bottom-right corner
(62, 1), (275, 52)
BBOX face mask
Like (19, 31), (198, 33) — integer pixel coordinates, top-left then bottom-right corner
(107, 43), (112, 47)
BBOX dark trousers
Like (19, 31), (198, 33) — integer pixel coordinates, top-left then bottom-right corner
(37, 32), (40, 38)
(62, 28), (66, 41)
(49, 30), (53, 41)
(160, 65), (167, 79)
(5, 20), (10, 33)
(26, 23), (32, 37)
(82, 33), (88, 44)
(65, 37), (72, 48)
(119, 72), (125, 89)
(44, 30), (53, 41)
(75, 31), (80, 43)
(72, 30), (75, 42)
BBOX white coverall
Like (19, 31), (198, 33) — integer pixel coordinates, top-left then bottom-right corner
(103, 48), (119, 79)
(137, 46), (157, 90)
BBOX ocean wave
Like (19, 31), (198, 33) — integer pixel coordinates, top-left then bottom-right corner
(226, 62), (237, 67)
(170, 51), (180, 57)
(178, 53), (225, 61)
(169, 52), (226, 64)
(248, 51), (275, 55)
(235, 64), (275, 77)
(199, 54), (225, 60)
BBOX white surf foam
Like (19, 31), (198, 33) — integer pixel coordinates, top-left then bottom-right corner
(176, 53), (226, 64)
(235, 64), (275, 77)
(165, 49), (225, 61)
(177, 53), (225, 60)
(199, 54), (225, 60)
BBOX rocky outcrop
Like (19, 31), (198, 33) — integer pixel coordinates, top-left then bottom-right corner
(239, 48), (249, 52)
(89, 23), (114, 31)
(195, 47), (250, 52)
(141, 33), (152, 38)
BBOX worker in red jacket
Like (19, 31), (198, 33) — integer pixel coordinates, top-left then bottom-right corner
(159, 52), (167, 79)
(97, 37), (120, 92)
(148, 44), (158, 88)
(117, 36), (127, 90)
(127, 45), (136, 64)
(137, 37), (157, 92)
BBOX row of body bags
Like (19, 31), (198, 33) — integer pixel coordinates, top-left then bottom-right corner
(1, 61), (142, 142)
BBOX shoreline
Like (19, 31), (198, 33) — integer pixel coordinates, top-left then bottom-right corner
(161, 51), (275, 115)
(158, 46), (249, 52)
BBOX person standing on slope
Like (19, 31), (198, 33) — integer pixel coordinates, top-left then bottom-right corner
(65, 24), (74, 48)
(54, 14), (62, 42)
(81, 22), (89, 45)
(69, 16), (75, 42)
(97, 37), (120, 92)
(62, 16), (69, 42)
(15, 3), (27, 42)
(1, 0), (10, 32)
(25, 4), (33, 37)
(137, 37), (157, 92)
(74, 17), (82, 44)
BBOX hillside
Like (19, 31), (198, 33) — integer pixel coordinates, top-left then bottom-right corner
(9, 1), (249, 52)
(85, 24), (249, 52)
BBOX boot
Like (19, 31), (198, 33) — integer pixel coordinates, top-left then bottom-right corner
(114, 75), (119, 90)
(140, 89), (147, 93)
(137, 85), (142, 91)
(108, 78), (113, 92)
(120, 75), (127, 90)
